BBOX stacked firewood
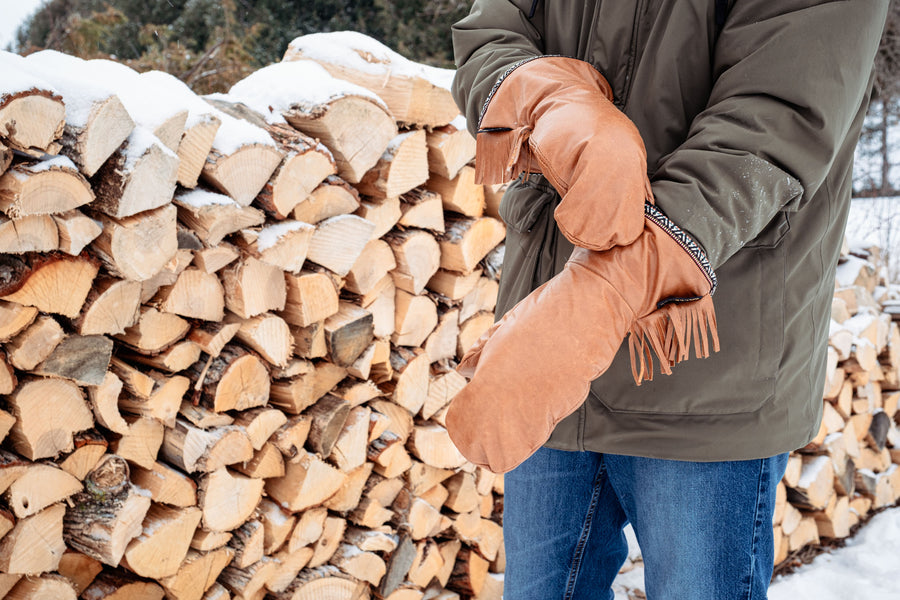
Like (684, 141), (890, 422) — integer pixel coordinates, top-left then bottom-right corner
(0, 33), (507, 600)
(772, 239), (900, 566)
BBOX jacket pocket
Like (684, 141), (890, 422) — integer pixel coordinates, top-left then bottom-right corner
(589, 235), (787, 416)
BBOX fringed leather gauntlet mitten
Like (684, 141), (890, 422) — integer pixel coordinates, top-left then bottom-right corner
(474, 56), (653, 250)
(447, 204), (719, 473)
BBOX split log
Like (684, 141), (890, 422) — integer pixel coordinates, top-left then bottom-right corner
(355, 196), (402, 240)
(283, 270), (340, 327)
(6, 377), (93, 460)
(424, 308), (461, 364)
(240, 221), (316, 273)
(222, 255), (287, 319)
(90, 203), (178, 282)
(379, 534), (418, 599)
(191, 530), (232, 552)
(136, 70), (223, 187)
(345, 239), (397, 296)
(229, 60), (397, 183)
(0, 141), (9, 172)
(117, 372), (189, 427)
(427, 166), (484, 218)
(6, 573), (76, 599)
(129, 461), (198, 508)
(32, 333), (113, 386)
(86, 371), (129, 434)
(174, 189), (265, 246)
(358, 274), (397, 339)
(90, 128), (179, 218)
(64, 455), (152, 566)
(154, 268), (226, 322)
(114, 307), (189, 355)
(0, 157), (93, 219)
(188, 321), (241, 357)
(219, 555), (281, 600)
(57, 550), (103, 595)
(369, 432), (414, 479)
(439, 217), (506, 274)
(307, 394), (352, 457)
(257, 498), (297, 554)
(109, 416), (165, 470)
(331, 543), (387, 586)
(265, 451), (348, 512)
(73, 276), (142, 336)
(356, 129), (429, 200)
(0, 60), (66, 153)
(59, 429), (109, 480)
(255, 125), (336, 219)
(231, 442), (286, 479)
(786, 455), (835, 511)
(271, 415), (313, 459)
(307, 214), (377, 276)
(267, 547), (315, 594)
(161, 419), (254, 474)
(194, 244), (239, 274)
(386, 229), (442, 295)
(229, 312), (293, 367)
(5, 463), (82, 519)
(436, 540), (462, 589)
(232, 407), (289, 451)
(393, 290), (438, 348)
(408, 425), (467, 470)
(308, 515), (347, 568)
(448, 548), (489, 597)
(79, 570), (165, 600)
(269, 364), (319, 414)
(288, 506), (328, 552)
(325, 461), (375, 513)
(0, 299), (38, 341)
(272, 564), (369, 600)
(121, 340), (202, 374)
(325, 302), (375, 367)
(284, 32), (458, 128)
(122, 504), (203, 579)
(407, 540), (444, 588)
(393, 489), (443, 541)
(400, 188), (445, 233)
(0, 252), (99, 318)
(331, 406), (373, 472)
(53, 209), (102, 255)
(6, 314), (64, 371)
(460, 278), (499, 323)
(228, 520), (266, 569)
(387, 347), (431, 415)
(0, 502), (65, 575)
(458, 312), (495, 358)
(200, 114), (283, 207)
(159, 547), (235, 600)
(0, 214), (58, 253)
(197, 468), (265, 532)
(426, 118), (476, 180)
(187, 345), (271, 412)
(293, 175), (360, 224)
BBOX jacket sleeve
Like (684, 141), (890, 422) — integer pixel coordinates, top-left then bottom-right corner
(652, 0), (889, 268)
(450, 0), (544, 135)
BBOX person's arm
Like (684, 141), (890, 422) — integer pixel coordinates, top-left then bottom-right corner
(653, 0), (889, 268)
(450, 0), (544, 135)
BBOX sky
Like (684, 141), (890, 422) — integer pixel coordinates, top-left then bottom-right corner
(0, 0), (45, 51)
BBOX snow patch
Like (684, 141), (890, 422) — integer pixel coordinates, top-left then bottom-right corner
(257, 221), (314, 252)
(176, 189), (238, 208)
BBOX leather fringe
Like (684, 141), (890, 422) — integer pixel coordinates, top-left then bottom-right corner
(628, 294), (719, 385)
(474, 125), (533, 185)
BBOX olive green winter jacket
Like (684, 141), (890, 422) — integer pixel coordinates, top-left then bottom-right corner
(450, 0), (890, 460)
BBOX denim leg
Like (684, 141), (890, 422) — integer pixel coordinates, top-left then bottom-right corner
(603, 453), (789, 600)
(504, 447), (629, 600)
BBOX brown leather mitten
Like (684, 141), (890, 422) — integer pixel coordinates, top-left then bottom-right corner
(447, 203), (719, 473)
(475, 56), (652, 251)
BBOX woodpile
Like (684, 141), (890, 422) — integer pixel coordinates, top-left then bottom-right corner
(3, 30), (898, 598)
(772, 240), (900, 567)
(0, 34), (507, 600)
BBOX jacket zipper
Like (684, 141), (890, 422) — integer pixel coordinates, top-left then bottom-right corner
(617, 0), (646, 110)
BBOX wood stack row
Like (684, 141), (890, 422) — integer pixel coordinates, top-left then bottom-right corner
(772, 240), (900, 566)
(0, 34), (507, 600)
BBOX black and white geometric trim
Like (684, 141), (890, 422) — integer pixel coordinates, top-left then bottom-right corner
(644, 202), (718, 298)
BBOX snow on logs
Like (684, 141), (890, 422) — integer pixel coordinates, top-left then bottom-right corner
(0, 33), (513, 599)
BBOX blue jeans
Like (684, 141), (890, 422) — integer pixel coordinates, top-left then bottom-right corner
(503, 448), (789, 600)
